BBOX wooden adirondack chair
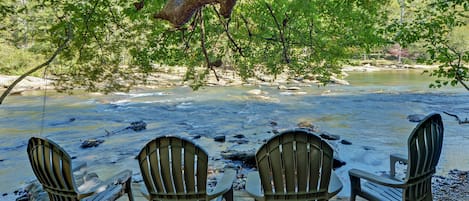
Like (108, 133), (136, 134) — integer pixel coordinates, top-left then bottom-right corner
(27, 137), (134, 201)
(348, 113), (444, 201)
(245, 129), (343, 201)
(137, 136), (236, 201)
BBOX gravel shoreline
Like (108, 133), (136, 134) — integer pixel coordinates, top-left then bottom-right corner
(2, 169), (468, 201)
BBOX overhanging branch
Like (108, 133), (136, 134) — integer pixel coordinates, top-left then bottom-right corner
(0, 25), (72, 105)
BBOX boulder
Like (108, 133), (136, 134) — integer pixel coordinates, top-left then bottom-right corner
(127, 120), (147, 131)
(80, 139), (104, 148)
(221, 150), (256, 167)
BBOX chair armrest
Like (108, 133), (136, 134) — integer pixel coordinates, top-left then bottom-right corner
(207, 168), (236, 200)
(245, 171), (264, 201)
(327, 171), (343, 198)
(349, 169), (406, 188)
(80, 170), (132, 196)
(390, 153), (407, 178)
(82, 184), (123, 201)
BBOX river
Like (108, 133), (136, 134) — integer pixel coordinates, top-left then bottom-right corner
(0, 70), (468, 196)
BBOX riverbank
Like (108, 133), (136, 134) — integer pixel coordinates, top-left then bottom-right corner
(0, 64), (438, 96)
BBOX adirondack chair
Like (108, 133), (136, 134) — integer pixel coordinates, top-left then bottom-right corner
(245, 129), (343, 201)
(137, 136), (236, 201)
(348, 113), (444, 201)
(27, 137), (134, 201)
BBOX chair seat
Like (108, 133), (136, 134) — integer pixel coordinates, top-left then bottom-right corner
(362, 181), (403, 201)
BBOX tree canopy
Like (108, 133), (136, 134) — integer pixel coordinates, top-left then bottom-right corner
(0, 0), (468, 104)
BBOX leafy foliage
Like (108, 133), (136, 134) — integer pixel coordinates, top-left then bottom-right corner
(0, 0), (392, 93)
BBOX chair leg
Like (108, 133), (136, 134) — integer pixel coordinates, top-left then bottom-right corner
(350, 191), (356, 201)
(223, 188), (233, 201)
(125, 178), (134, 201)
(349, 174), (361, 201)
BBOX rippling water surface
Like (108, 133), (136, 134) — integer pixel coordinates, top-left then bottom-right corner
(1, 70), (468, 196)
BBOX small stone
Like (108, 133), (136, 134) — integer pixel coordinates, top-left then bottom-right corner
(362, 146), (375, 151)
(233, 134), (245, 139)
(278, 85), (287, 90)
(214, 135), (226, 142)
(272, 129), (280, 135)
(0, 159), (4, 162)
(340, 139), (352, 145)
(286, 86), (301, 91)
(333, 158), (346, 169)
(2, 193), (7, 196)
(192, 135), (201, 139)
(269, 121), (278, 126)
(228, 139), (249, 144)
(407, 114), (426, 123)
(247, 89), (263, 95)
(319, 132), (340, 141)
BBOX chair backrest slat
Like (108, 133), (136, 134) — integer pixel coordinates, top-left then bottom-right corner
(171, 138), (185, 193)
(159, 138), (175, 193)
(138, 136), (208, 200)
(256, 129), (333, 200)
(282, 134), (296, 192)
(295, 134), (309, 192)
(183, 144), (196, 193)
(405, 113), (443, 200)
(309, 139), (321, 192)
(195, 147), (208, 193)
(269, 137), (284, 193)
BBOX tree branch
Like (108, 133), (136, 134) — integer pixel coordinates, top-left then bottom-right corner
(212, 5), (244, 57)
(0, 24), (72, 105)
(199, 9), (219, 81)
(443, 43), (469, 90)
(265, 3), (289, 63)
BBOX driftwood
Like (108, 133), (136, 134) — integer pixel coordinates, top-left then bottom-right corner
(140, 0), (236, 27)
(81, 121), (147, 148)
(443, 111), (469, 124)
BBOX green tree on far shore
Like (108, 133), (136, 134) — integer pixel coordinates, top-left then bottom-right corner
(391, 0), (469, 90)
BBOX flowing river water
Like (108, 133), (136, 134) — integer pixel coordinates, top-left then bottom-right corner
(1, 70), (468, 196)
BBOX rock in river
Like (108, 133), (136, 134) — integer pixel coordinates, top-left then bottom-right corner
(80, 139), (104, 148)
(407, 114), (426, 122)
(214, 135), (226, 142)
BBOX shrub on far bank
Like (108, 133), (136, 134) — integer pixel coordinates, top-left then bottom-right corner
(0, 44), (43, 76)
